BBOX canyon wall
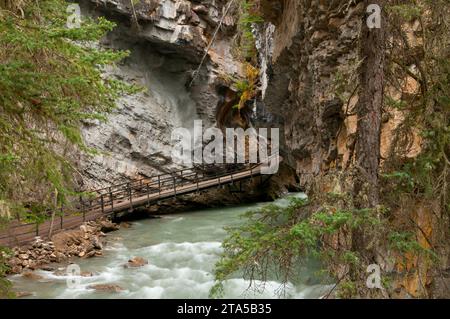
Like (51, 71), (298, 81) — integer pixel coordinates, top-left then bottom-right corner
(256, 0), (449, 298)
(257, 0), (363, 187)
(77, 0), (245, 189)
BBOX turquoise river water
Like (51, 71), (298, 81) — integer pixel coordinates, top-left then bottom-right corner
(9, 193), (331, 299)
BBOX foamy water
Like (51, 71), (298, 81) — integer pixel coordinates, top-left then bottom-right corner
(10, 193), (331, 299)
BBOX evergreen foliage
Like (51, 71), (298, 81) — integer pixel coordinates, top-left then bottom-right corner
(383, 0), (449, 217)
(0, 0), (136, 221)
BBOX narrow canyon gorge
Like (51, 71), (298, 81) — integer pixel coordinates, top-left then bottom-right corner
(0, 0), (448, 300)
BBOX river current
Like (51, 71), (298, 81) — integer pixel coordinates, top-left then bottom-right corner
(10, 193), (330, 299)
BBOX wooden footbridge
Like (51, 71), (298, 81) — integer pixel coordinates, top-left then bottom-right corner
(0, 159), (278, 247)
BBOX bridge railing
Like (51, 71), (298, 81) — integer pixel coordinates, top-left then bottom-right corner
(81, 162), (262, 216)
(0, 154), (278, 247)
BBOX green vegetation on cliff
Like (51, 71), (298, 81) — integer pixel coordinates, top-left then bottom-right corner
(236, 0), (263, 62)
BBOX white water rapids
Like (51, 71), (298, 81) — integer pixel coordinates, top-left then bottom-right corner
(10, 193), (331, 299)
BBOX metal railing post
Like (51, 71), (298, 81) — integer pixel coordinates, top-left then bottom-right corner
(127, 183), (133, 210)
(173, 176), (177, 197)
(109, 187), (114, 213)
(60, 205), (64, 229)
(158, 175), (161, 195)
(100, 194), (105, 214)
(196, 172), (199, 192)
(79, 195), (85, 223)
(0, 164), (269, 247)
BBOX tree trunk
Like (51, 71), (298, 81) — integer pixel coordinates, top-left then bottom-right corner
(354, 0), (385, 208)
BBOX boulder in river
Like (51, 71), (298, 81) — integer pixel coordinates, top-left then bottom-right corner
(119, 222), (132, 229)
(88, 284), (124, 293)
(15, 291), (33, 298)
(80, 271), (95, 277)
(22, 271), (44, 280)
(124, 256), (148, 268)
(91, 236), (103, 250)
(99, 220), (120, 233)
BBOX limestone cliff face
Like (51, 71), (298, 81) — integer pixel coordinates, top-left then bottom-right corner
(257, 0), (421, 187)
(77, 0), (245, 189)
(255, 0), (449, 298)
(256, 0), (364, 187)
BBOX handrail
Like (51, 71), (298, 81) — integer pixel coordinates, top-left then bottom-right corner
(90, 162), (248, 195)
(0, 154), (280, 246)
